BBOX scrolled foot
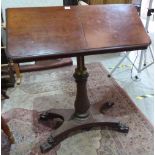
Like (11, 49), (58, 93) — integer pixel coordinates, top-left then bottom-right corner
(39, 112), (64, 121)
(116, 122), (129, 133)
(100, 102), (114, 113)
(40, 142), (53, 153)
(40, 135), (56, 153)
(40, 135), (55, 153)
(47, 135), (54, 144)
(39, 112), (50, 121)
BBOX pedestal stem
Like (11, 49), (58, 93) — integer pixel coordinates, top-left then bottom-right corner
(73, 56), (90, 119)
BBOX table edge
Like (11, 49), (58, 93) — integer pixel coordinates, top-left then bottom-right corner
(6, 42), (151, 63)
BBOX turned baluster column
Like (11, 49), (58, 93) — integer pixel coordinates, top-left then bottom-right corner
(73, 56), (90, 119)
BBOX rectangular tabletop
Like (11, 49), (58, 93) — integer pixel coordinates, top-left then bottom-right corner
(6, 4), (151, 62)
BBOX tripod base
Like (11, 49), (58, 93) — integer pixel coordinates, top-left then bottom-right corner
(39, 102), (129, 153)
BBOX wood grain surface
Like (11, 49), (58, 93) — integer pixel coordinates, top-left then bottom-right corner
(7, 4), (150, 62)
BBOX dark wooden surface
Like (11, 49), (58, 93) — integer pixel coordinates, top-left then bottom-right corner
(63, 0), (78, 5)
(1, 117), (15, 144)
(7, 4), (150, 62)
(89, 0), (132, 5)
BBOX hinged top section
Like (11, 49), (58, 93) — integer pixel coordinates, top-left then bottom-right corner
(7, 4), (150, 62)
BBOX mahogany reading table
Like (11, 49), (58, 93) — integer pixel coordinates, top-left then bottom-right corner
(7, 4), (150, 153)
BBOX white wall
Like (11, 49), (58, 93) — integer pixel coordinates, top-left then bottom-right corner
(1, 0), (63, 21)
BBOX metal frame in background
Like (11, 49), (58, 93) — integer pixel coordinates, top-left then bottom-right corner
(108, 0), (154, 78)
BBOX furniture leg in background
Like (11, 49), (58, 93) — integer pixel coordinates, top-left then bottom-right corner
(13, 63), (22, 85)
(1, 117), (15, 144)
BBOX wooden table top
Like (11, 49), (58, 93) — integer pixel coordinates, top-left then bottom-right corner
(7, 4), (150, 62)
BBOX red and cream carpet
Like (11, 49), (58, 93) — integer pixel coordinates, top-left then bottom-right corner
(2, 63), (153, 155)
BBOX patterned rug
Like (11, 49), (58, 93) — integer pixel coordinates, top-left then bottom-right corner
(2, 63), (153, 155)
